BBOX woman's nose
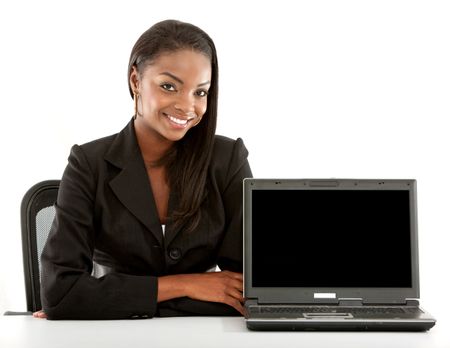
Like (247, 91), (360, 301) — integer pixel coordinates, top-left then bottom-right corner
(174, 93), (195, 114)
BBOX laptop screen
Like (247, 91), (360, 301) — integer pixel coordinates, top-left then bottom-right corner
(251, 189), (412, 288)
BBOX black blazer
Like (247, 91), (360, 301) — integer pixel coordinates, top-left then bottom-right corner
(40, 120), (252, 320)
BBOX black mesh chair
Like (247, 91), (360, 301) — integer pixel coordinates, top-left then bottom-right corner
(4, 179), (111, 316)
(20, 180), (60, 313)
(4, 180), (61, 315)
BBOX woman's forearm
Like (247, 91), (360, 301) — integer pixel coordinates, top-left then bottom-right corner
(157, 274), (190, 302)
(156, 271), (244, 315)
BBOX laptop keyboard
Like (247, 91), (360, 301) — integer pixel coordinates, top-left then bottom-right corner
(254, 306), (422, 315)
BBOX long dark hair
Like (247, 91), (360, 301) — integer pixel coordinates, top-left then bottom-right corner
(127, 20), (218, 233)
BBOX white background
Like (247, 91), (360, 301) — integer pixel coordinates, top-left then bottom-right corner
(0, 0), (449, 343)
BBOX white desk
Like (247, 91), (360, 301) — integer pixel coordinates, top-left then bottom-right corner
(1, 315), (448, 348)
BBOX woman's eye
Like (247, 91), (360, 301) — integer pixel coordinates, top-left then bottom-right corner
(161, 83), (176, 91)
(196, 89), (208, 97)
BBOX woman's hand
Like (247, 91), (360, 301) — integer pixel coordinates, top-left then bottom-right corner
(32, 310), (47, 319)
(183, 271), (245, 315)
(158, 270), (245, 315)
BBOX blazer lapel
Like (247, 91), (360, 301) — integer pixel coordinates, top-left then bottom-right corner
(104, 120), (164, 246)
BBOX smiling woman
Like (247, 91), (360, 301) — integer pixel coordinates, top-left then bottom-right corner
(36, 20), (252, 320)
(132, 51), (210, 138)
(131, 49), (212, 230)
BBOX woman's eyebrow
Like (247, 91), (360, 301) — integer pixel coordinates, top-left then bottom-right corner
(159, 71), (210, 87)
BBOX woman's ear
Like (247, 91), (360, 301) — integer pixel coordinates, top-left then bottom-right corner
(130, 65), (140, 92)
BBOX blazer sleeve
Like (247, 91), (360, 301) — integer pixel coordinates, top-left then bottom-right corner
(157, 137), (252, 317)
(40, 145), (158, 320)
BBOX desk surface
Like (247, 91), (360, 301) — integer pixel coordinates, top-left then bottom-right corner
(1, 315), (448, 348)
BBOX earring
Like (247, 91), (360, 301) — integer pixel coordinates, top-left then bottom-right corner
(133, 91), (140, 119)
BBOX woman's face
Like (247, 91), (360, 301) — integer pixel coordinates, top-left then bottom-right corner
(131, 49), (212, 143)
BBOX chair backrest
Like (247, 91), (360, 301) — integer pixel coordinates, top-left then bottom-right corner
(21, 180), (60, 312)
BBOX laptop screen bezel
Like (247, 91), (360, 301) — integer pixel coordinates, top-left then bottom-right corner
(243, 178), (420, 304)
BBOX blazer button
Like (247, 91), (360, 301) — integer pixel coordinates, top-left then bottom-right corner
(168, 248), (182, 260)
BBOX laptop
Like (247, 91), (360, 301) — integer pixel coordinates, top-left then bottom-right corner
(243, 179), (436, 331)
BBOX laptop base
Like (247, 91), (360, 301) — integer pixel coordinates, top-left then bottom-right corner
(246, 319), (435, 331)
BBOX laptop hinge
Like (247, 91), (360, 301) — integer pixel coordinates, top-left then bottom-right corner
(338, 298), (419, 306)
(406, 299), (420, 306)
(247, 299), (419, 306)
(338, 298), (363, 306)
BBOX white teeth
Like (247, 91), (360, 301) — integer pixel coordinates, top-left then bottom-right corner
(167, 114), (188, 125)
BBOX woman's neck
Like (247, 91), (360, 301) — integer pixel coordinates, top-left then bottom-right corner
(134, 119), (174, 166)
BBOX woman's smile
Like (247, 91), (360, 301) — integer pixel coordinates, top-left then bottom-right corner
(163, 112), (196, 129)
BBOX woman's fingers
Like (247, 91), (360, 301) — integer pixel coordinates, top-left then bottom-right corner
(215, 271), (245, 314)
(230, 278), (243, 292)
(183, 271), (245, 315)
(224, 272), (245, 313)
(227, 287), (245, 303)
(32, 310), (47, 319)
(221, 272), (243, 293)
(222, 270), (243, 281)
(225, 297), (245, 316)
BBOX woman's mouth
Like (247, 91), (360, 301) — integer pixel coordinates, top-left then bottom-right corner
(164, 113), (195, 128)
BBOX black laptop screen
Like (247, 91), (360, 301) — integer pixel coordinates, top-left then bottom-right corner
(251, 189), (412, 288)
